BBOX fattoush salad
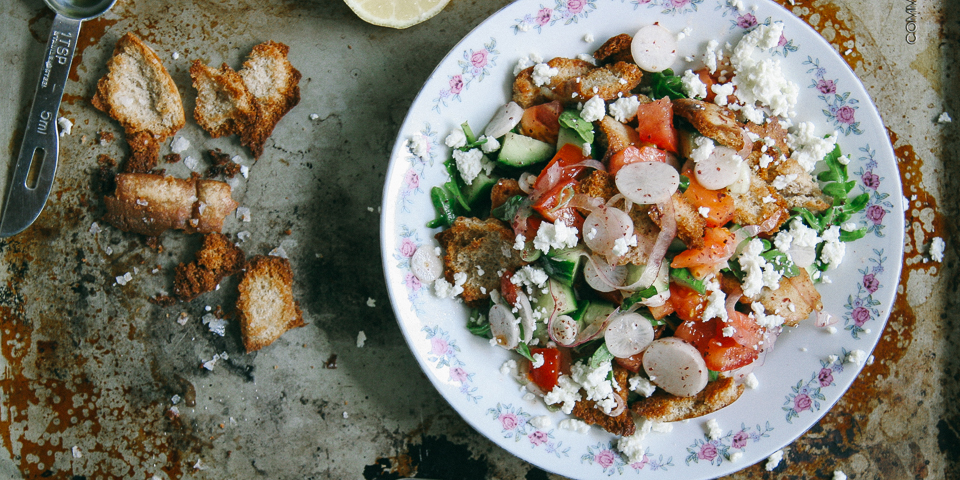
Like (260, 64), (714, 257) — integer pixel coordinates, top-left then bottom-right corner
(406, 22), (869, 461)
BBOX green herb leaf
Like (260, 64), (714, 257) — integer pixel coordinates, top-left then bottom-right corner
(621, 285), (661, 310)
(648, 69), (687, 100)
(516, 342), (535, 362)
(588, 343), (615, 370)
(491, 195), (527, 222)
(760, 248), (800, 277)
(558, 110), (595, 144)
(461, 121), (478, 145)
(670, 267), (706, 294)
(839, 227), (867, 243)
(679, 174), (691, 193)
(708, 370), (720, 382)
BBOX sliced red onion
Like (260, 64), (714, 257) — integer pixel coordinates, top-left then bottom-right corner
(548, 314), (579, 346)
(484, 102), (524, 139)
(737, 130), (755, 159)
(756, 209), (784, 234)
(607, 393), (626, 417)
(516, 292), (535, 344)
(694, 145), (743, 190)
(605, 312), (656, 358)
(489, 304), (520, 350)
(815, 311), (839, 328)
(518, 172), (537, 194)
(615, 162), (680, 205)
(570, 159), (606, 172)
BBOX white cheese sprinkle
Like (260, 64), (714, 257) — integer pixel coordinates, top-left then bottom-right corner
(705, 418), (722, 440)
(930, 237), (945, 262)
(580, 95), (606, 122)
(765, 449), (784, 471)
(356, 330), (367, 348)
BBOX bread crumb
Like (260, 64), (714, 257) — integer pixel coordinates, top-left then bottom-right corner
(356, 330), (367, 348)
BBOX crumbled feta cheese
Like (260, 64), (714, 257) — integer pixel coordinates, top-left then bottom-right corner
(845, 349), (869, 366)
(452, 148), (488, 185)
(738, 239), (779, 297)
(728, 451), (744, 462)
(618, 433), (646, 464)
(479, 135), (500, 153)
(171, 136), (191, 153)
(711, 83), (735, 106)
(531, 353), (545, 369)
(837, 154), (851, 165)
(765, 449), (784, 471)
(500, 359), (518, 376)
(434, 273), (465, 299)
(356, 330), (367, 347)
(702, 278), (728, 322)
(582, 142), (592, 157)
(309, 113), (320, 120)
(409, 135), (430, 161)
(690, 136), (716, 163)
(532, 63), (560, 86)
(513, 234), (527, 251)
(580, 95), (606, 123)
(744, 372), (759, 389)
(533, 221), (579, 253)
(788, 121), (838, 172)
(571, 359), (619, 414)
(938, 112), (953, 123)
(530, 415), (552, 430)
(240, 164), (250, 178)
(72, 446), (82, 458)
(705, 418), (723, 440)
(820, 225), (846, 268)
(740, 103), (766, 124)
(930, 237), (945, 262)
(698, 206), (711, 218)
(585, 227), (597, 241)
(722, 326), (736, 337)
(612, 234), (637, 257)
(116, 272), (133, 286)
(445, 128), (467, 148)
(772, 173), (798, 190)
(629, 375), (657, 397)
(758, 153), (774, 169)
(866, 355), (875, 365)
(826, 326), (838, 334)
(58, 117), (73, 136)
(559, 418), (592, 434)
(729, 23), (799, 119)
(513, 56), (534, 75)
(752, 302), (785, 329)
(680, 69), (708, 99)
(609, 96), (641, 122)
(702, 39), (721, 73)
(833, 471), (847, 480)
(545, 375), (582, 414)
(583, 33), (595, 42)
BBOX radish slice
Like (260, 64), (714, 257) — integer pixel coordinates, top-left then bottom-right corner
(549, 314), (579, 346)
(607, 393), (626, 417)
(583, 205), (634, 258)
(615, 162), (680, 205)
(816, 311), (839, 328)
(605, 312), (655, 358)
(484, 102), (524, 138)
(642, 338), (709, 397)
(583, 255), (629, 292)
(489, 304), (520, 350)
(727, 161), (752, 194)
(631, 24), (678, 73)
(694, 145), (743, 190)
(411, 245), (443, 283)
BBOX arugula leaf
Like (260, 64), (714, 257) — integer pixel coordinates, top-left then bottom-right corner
(792, 143), (868, 242)
(648, 69), (687, 100)
(427, 186), (457, 228)
(679, 174), (691, 193)
(670, 267), (706, 294)
(621, 284), (660, 310)
(558, 110), (595, 144)
(491, 194), (527, 222)
(516, 342), (535, 362)
(466, 309), (492, 338)
(708, 370), (720, 382)
(588, 343), (615, 370)
(760, 248), (800, 277)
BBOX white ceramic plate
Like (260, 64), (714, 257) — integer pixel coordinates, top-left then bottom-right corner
(381, 1), (903, 477)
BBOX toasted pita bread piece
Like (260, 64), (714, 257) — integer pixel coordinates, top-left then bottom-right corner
(571, 363), (636, 436)
(593, 33), (634, 65)
(434, 217), (528, 307)
(673, 98), (745, 151)
(103, 173), (238, 237)
(237, 255), (305, 352)
(190, 61), (259, 139)
(92, 32), (185, 173)
(630, 376), (744, 422)
(173, 233), (246, 301)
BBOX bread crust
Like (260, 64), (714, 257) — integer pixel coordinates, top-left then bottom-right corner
(593, 33), (634, 65)
(630, 376), (744, 422)
(434, 217), (528, 307)
(237, 255), (305, 352)
(173, 233), (245, 301)
(92, 32), (185, 173)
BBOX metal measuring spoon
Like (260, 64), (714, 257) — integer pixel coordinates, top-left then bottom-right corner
(0, 0), (117, 237)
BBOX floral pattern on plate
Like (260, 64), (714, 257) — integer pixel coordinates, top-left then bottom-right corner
(512, 0), (599, 34)
(783, 354), (846, 422)
(805, 56), (863, 135)
(853, 144), (895, 238)
(487, 403), (571, 457)
(432, 38), (500, 113)
(685, 422), (775, 466)
(423, 326), (482, 403)
(843, 249), (888, 339)
(632, 0), (706, 15)
(582, 442), (675, 474)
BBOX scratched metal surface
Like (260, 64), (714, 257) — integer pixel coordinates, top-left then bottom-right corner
(0, 0), (954, 479)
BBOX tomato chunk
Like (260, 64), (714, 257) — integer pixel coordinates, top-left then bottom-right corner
(725, 310), (763, 349)
(528, 348), (562, 391)
(635, 98), (679, 154)
(532, 179), (577, 222)
(532, 144), (588, 194)
(702, 336), (758, 372)
(671, 227), (738, 276)
(674, 317), (719, 352)
(648, 301), (675, 320)
(682, 174), (735, 228)
(615, 352), (644, 373)
(500, 270), (519, 306)
(668, 283), (706, 322)
(519, 101), (564, 144)
(607, 145), (668, 177)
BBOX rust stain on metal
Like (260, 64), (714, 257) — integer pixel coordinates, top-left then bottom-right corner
(774, 0), (863, 70)
(69, 15), (120, 83)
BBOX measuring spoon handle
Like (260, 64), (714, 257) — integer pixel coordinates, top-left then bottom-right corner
(0, 14), (82, 237)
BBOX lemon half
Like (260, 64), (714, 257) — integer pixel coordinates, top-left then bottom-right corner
(344, 0), (451, 29)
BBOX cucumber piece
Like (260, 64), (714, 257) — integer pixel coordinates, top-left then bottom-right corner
(533, 277), (578, 319)
(497, 132), (555, 168)
(460, 166), (499, 206)
(569, 300), (616, 326)
(556, 126), (583, 151)
(541, 246), (586, 285)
